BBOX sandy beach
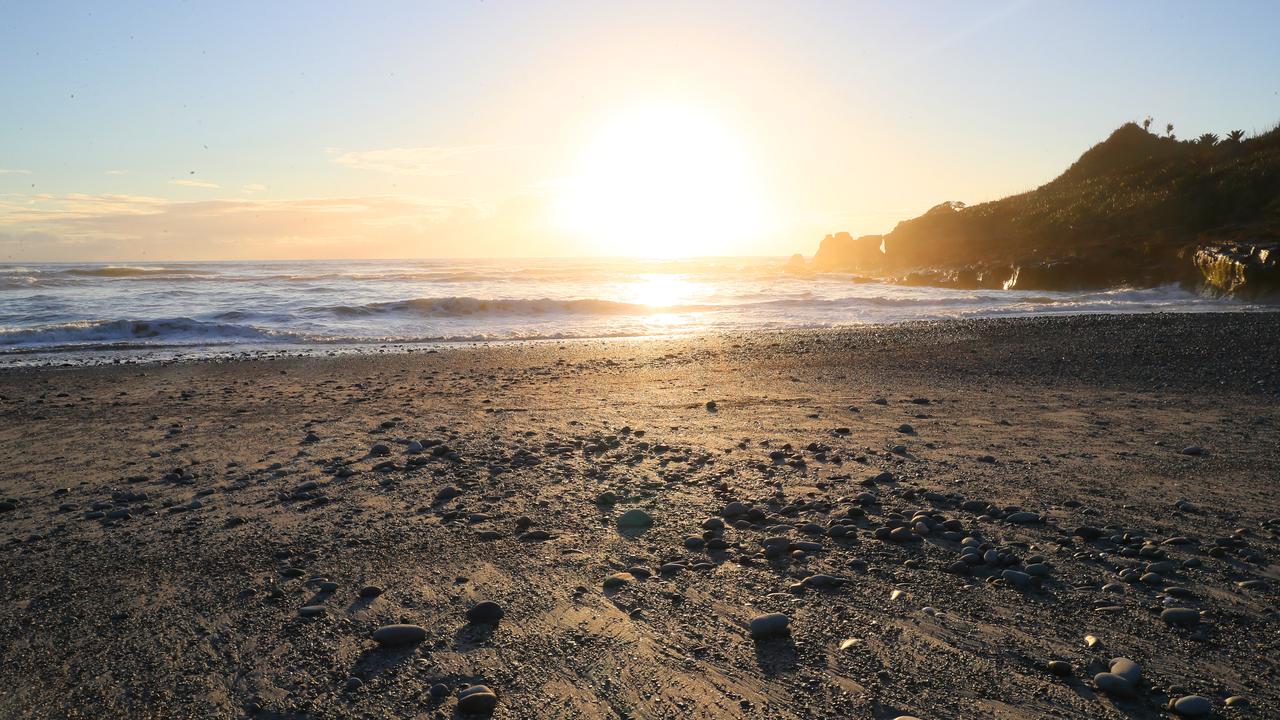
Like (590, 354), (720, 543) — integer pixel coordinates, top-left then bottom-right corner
(1, 312), (1278, 719)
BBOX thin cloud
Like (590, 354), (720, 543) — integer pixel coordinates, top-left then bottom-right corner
(171, 178), (221, 189)
(0, 187), (566, 261)
(330, 145), (490, 175)
(0, 168), (32, 175)
(242, 183), (267, 193)
(105, 169), (129, 176)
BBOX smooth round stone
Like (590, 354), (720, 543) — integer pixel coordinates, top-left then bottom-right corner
(456, 684), (498, 713)
(466, 601), (504, 624)
(1026, 563), (1052, 577)
(892, 716), (923, 720)
(603, 572), (635, 589)
(1094, 672), (1136, 698)
(344, 676), (363, 692)
(359, 585), (384, 598)
(616, 509), (653, 528)
(1047, 660), (1072, 676)
(1002, 569), (1033, 589)
(1110, 657), (1141, 683)
(888, 526), (917, 542)
(1161, 607), (1201, 627)
(801, 574), (842, 590)
(748, 612), (791, 640)
(298, 605), (326, 617)
(1170, 696), (1212, 716)
(1006, 511), (1041, 524)
(1225, 696), (1249, 707)
(429, 683), (451, 697)
(683, 536), (706, 550)
(371, 624), (427, 646)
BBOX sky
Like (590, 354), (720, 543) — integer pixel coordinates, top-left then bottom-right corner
(1, 0), (1278, 262)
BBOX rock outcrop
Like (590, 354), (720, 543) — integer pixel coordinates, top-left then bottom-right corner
(1194, 242), (1280, 298)
(812, 232), (885, 270)
(804, 120), (1280, 298)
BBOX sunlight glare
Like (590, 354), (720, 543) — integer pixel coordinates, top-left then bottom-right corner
(556, 105), (770, 258)
(625, 273), (695, 309)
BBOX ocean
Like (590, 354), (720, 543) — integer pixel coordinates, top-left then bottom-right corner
(0, 257), (1258, 364)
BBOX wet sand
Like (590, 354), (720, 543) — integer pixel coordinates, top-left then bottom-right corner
(0, 313), (1278, 719)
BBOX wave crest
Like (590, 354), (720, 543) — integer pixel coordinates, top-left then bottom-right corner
(311, 296), (715, 318)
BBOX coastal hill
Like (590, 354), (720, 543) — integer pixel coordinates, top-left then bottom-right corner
(810, 121), (1280, 297)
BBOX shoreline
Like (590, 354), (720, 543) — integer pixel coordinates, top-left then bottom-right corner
(4, 308), (1278, 372)
(1, 312), (1278, 718)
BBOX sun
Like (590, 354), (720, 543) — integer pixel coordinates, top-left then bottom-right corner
(555, 104), (770, 258)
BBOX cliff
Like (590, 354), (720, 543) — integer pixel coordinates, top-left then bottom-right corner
(811, 121), (1280, 297)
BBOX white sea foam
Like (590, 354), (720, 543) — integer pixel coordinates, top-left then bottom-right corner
(0, 258), (1261, 362)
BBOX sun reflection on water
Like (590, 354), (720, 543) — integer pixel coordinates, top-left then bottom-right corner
(626, 274), (696, 311)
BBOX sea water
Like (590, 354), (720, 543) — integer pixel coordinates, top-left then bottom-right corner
(0, 257), (1257, 364)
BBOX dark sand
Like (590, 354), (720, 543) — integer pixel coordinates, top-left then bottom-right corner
(1, 313), (1278, 719)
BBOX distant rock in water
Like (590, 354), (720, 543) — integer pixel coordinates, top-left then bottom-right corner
(812, 232), (885, 271)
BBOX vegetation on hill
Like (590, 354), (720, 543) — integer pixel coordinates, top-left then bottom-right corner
(813, 120), (1280, 295)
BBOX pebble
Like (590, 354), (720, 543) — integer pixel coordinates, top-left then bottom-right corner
(1001, 569), (1033, 589)
(359, 585), (384, 598)
(466, 601), (505, 624)
(298, 606), (325, 618)
(1170, 696), (1212, 716)
(801, 574), (843, 590)
(456, 684), (498, 714)
(1047, 660), (1072, 676)
(1161, 607), (1201, 627)
(616, 508), (653, 528)
(1093, 672), (1135, 698)
(603, 572), (635, 589)
(371, 624), (427, 646)
(1025, 563), (1052, 577)
(748, 613), (791, 640)
(1005, 511), (1041, 524)
(1109, 657), (1141, 684)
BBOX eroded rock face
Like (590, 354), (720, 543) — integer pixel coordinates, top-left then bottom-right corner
(1194, 243), (1280, 298)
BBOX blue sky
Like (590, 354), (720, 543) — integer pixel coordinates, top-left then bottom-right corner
(1, 0), (1277, 260)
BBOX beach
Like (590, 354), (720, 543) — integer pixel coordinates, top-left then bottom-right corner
(1, 312), (1278, 719)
